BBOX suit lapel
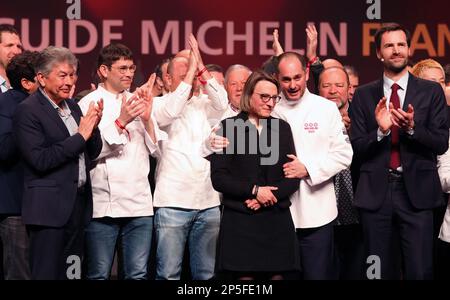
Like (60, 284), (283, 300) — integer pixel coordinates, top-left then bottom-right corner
(67, 100), (81, 125)
(37, 91), (70, 137)
(373, 78), (384, 107)
(403, 73), (418, 111)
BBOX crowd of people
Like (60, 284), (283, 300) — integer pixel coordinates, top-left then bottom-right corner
(0, 22), (449, 280)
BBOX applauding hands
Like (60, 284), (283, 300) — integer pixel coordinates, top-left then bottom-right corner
(79, 99), (103, 141)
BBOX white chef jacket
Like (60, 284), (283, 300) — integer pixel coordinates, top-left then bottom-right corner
(438, 131), (450, 243)
(152, 78), (228, 209)
(272, 89), (353, 228)
(78, 84), (165, 218)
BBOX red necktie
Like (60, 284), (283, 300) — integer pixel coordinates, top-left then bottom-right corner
(389, 83), (401, 170)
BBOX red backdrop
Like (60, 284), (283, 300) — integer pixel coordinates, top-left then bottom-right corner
(2, 0), (449, 92)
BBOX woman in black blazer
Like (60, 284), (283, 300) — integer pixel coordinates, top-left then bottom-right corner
(210, 70), (300, 280)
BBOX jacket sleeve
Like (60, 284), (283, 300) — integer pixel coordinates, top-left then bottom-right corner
(0, 104), (18, 162)
(152, 82), (192, 128)
(405, 84), (449, 155)
(78, 96), (127, 160)
(86, 127), (102, 161)
(13, 104), (86, 173)
(210, 152), (255, 199)
(209, 120), (255, 199)
(438, 133), (450, 193)
(303, 105), (353, 186)
(349, 88), (387, 161)
(203, 77), (229, 122)
(271, 122), (300, 201)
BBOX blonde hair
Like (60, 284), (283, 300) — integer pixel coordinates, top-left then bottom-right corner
(411, 59), (444, 78)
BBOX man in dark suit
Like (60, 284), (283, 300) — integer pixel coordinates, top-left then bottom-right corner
(0, 51), (39, 279)
(350, 23), (448, 279)
(13, 46), (103, 280)
(0, 24), (23, 280)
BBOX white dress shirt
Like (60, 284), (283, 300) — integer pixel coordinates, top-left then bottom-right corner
(377, 72), (410, 141)
(152, 78), (228, 210)
(0, 75), (9, 93)
(438, 131), (450, 243)
(78, 85), (165, 218)
(41, 89), (86, 188)
(272, 89), (353, 228)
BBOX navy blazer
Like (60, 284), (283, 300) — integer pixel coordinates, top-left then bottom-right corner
(13, 90), (102, 227)
(350, 73), (449, 211)
(0, 89), (29, 215)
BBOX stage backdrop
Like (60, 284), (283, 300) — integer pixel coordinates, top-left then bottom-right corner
(2, 0), (449, 92)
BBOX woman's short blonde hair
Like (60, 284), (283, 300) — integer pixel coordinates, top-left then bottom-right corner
(411, 59), (444, 78)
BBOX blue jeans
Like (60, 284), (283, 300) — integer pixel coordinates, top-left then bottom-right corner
(85, 216), (153, 280)
(155, 207), (220, 280)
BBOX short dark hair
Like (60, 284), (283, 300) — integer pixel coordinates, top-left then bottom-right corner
(262, 56), (280, 75)
(374, 23), (411, 50)
(276, 52), (307, 73)
(205, 64), (224, 74)
(343, 65), (358, 77)
(97, 43), (133, 68)
(0, 24), (19, 43)
(6, 50), (39, 91)
(154, 58), (170, 79)
(240, 70), (280, 113)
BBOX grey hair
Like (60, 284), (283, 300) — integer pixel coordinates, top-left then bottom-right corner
(35, 46), (78, 76)
(224, 64), (251, 84)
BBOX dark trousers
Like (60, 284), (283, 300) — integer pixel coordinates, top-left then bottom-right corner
(334, 224), (365, 280)
(360, 173), (433, 280)
(435, 239), (450, 279)
(28, 190), (87, 280)
(0, 215), (31, 279)
(433, 204), (448, 279)
(296, 220), (337, 280)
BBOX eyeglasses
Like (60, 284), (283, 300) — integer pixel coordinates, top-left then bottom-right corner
(255, 93), (281, 103)
(111, 64), (137, 74)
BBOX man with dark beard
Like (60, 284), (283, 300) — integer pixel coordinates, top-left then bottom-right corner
(350, 23), (448, 279)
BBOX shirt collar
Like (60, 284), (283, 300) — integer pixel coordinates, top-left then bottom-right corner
(39, 88), (71, 116)
(0, 75), (9, 89)
(383, 72), (409, 91)
(280, 88), (310, 106)
(229, 103), (240, 112)
(98, 83), (126, 99)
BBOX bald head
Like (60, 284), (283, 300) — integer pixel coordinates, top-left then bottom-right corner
(225, 64), (252, 108)
(322, 58), (343, 69)
(175, 49), (191, 60)
(168, 56), (188, 92)
(276, 52), (309, 101)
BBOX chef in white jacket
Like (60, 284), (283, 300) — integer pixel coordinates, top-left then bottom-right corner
(272, 52), (353, 279)
(152, 35), (228, 280)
